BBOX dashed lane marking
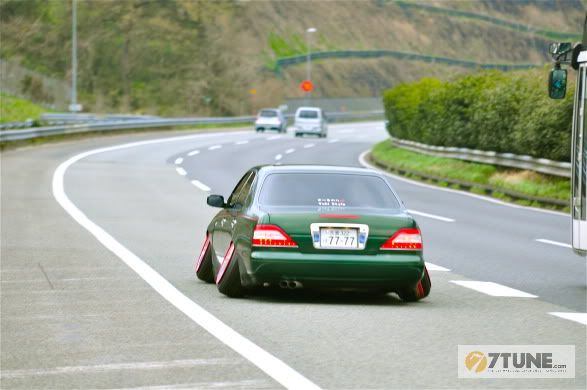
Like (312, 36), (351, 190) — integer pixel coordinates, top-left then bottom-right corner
(174, 157), (183, 165)
(303, 143), (315, 149)
(285, 148), (295, 154)
(450, 281), (538, 298)
(536, 239), (572, 249)
(235, 140), (249, 145)
(175, 167), (187, 176)
(275, 154), (283, 161)
(327, 139), (339, 143)
(208, 145), (222, 150)
(407, 209), (455, 223)
(187, 150), (200, 156)
(191, 180), (211, 192)
(425, 263), (450, 272)
(548, 312), (587, 326)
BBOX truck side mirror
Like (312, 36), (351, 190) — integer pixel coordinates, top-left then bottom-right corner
(548, 68), (567, 99)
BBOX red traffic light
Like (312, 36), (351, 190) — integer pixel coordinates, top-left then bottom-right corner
(300, 80), (314, 92)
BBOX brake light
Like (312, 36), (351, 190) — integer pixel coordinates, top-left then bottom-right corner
(380, 228), (423, 250)
(253, 224), (298, 247)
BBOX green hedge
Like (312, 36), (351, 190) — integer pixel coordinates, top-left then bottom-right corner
(383, 68), (574, 162)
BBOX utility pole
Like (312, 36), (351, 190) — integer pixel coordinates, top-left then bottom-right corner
(69, 0), (82, 112)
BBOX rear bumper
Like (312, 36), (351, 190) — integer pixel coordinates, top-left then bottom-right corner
(242, 250), (424, 289)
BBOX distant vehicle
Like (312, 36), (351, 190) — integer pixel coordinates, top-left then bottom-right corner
(255, 108), (287, 133)
(293, 107), (328, 138)
(195, 165), (431, 300)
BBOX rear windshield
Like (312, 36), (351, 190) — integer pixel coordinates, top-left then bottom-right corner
(260, 110), (278, 117)
(258, 173), (400, 209)
(297, 110), (319, 119)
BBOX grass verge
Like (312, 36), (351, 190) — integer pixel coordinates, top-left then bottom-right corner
(371, 141), (570, 211)
(0, 93), (53, 123)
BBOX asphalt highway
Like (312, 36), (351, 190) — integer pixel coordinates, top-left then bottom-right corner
(1, 122), (585, 389)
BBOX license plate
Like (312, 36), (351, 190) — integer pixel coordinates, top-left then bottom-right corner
(319, 228), (358, 249)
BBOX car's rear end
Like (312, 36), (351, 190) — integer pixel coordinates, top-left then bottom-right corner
(255, 109), (284, 132)
(240, 167), (427, 295)
(294, 108), (324, 137)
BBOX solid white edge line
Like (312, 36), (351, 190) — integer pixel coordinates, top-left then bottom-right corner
(548, 312), (587, 326)
(450, 281), (538, 298)
(174, 157), (183, 165)
(275, 154), (283, 161)
(191, 180), (211, 192)
(285, 148), (295, 154)
(52, 136), (321, 390)
(535, 239), (573, 249)
(208, 145), (222, 150)
(175, 167), (187, 176)
(425, 262), (450, 272)
(187, 150), (200, 156)
(407, 209), (455, 223)
(358, 150), (567, 218)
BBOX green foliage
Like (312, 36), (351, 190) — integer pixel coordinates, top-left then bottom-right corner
(382, 68), (573, 161)
(0, 93), (52, 123)
(372, 141), (570, 201)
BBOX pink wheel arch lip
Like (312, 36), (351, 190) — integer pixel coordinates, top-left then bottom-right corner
(216, 242), (235, 284)
(195, 234), (211, 273)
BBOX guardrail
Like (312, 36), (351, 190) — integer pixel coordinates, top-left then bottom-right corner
(275, 50), (540, 73)
(0, 111), (384, 143)
(390, 136), (571, 178)
(0, 120), (34, 130)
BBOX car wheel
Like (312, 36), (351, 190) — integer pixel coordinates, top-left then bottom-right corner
(195, 234), (214, 283)
(398, 266), (431, 302)
(215, 242), (244, 297)
(295, 132), (301, 137)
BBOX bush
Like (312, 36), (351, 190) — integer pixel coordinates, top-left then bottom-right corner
(382, 68), (573, 161)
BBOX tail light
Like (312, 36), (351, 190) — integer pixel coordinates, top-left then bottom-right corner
(253, 224), (298, 247)
(380, 228), (422, 250)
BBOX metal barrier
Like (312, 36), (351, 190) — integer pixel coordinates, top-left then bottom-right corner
(390, 136), (571, 178)
(0, 111), (384, 143)
(275, 50), (540, 73)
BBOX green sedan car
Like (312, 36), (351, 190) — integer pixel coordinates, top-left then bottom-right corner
(195, 165), (431, 300)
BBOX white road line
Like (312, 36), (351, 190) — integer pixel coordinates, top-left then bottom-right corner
(327, 139), (339, 143)
(268, 135), (281, 140)
(187, 150), (200, 156)
(548, 312), (587, 326)
(191, 180), (211, 192)
(52, 136), (321, 390)
(174, 157), (183, 165)
(407, 209), (455, 223)
(285, 148), (295, 154)
(339, 129), (354, 134)
(0, 359), (239, 378)
(235, 140), (249, 145)
(425, 262), (450, 272)
(303, 143), (315, 149)
(208, 145), (222, 150)
(536, 239), (572, 249)
(275, 154), (283, 161)
(358, 150), (566, 218)
(450, 281), (538, 298)
(175, 167), (187, 176)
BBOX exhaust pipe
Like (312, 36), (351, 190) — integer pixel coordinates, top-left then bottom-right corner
(288, 281), (303, 289)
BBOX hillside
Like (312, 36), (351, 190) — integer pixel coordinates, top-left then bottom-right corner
(0, 0), (584, 116)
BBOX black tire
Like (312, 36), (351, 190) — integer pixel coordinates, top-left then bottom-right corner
(216, 248), (244, 298)
(398, 266), (431, 302)
(295, 132), (301, 137)
(195, 236), (214, 283)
